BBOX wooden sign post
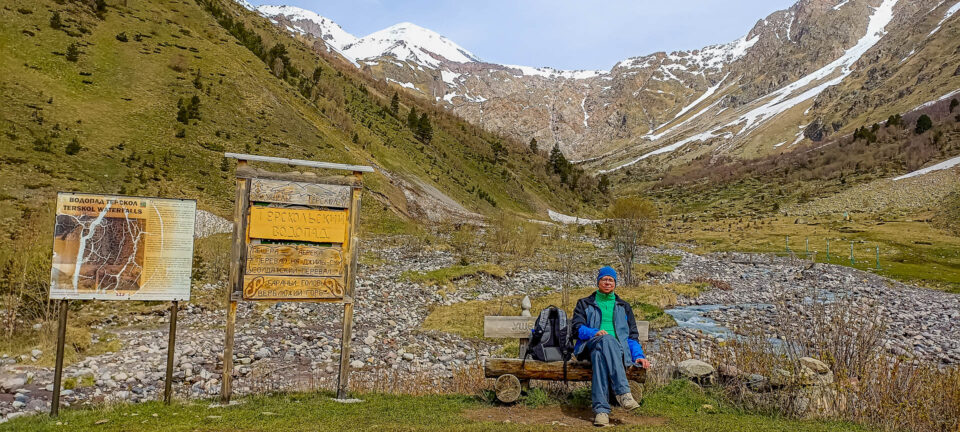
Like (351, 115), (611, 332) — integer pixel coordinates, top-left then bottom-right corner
(220, 153), (373, 402)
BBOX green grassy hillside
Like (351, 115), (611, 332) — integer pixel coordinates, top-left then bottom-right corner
(0, 0), (598, 245)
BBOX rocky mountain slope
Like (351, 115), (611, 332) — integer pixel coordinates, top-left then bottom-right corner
(257, 0), (960, 174)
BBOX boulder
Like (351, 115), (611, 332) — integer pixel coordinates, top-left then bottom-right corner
(799, 357), (829, 374)
(0, 376), (26, 392)
(677, 359), (715, 378)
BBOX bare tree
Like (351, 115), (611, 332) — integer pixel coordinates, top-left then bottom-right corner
(605, 197), (658, 287)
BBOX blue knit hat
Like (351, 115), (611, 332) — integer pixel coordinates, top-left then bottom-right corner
(596, 266), (618, 286)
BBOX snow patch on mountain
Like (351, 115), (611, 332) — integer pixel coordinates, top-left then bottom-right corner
(651, 73), (729, 135)
(728, 0), (898, 135)
(581, 97), (589, 128)
(928, 1), (960, 36)
(343, 22), (479, 67)
(599, 130), (731, 174)
(547, 210), (601, 225)
(833, 0), (850, 11)
(441, 70), (462, 86)
(386, 78), (419, 91)
(893, 155), (960, 180)
(504, 65), (606, 80)
(235, 0), (255, 11)
(256, 5), (357, 49)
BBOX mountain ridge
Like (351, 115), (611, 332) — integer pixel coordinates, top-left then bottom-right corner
(255, 0), (960, 174)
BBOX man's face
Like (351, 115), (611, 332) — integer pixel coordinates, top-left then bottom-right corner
(598, 276), (616, 294)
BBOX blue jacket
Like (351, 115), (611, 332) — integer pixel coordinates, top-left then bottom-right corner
(570, 292), (645, 364)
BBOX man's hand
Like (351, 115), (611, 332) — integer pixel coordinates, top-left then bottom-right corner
(595, 330), (608, 337)
(635, 358), (651, 369)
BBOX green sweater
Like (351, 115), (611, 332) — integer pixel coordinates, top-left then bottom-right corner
(595, 290), (617, 338)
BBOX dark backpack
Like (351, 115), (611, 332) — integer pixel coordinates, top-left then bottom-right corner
(523, 306), (571, 362)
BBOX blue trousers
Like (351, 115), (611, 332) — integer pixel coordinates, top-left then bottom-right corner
(584, 334), (631, 414)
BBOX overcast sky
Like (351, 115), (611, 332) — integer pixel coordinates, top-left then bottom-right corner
(249, 0), (796, 70)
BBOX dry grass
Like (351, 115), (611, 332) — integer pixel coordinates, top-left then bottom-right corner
(656, 293), (960, 431)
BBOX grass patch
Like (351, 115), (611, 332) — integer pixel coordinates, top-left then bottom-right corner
(1, 383), (872, 431)
(401, 263), (506, 287)
(667, 215), (960, 293)
(632, 302), (678, 331)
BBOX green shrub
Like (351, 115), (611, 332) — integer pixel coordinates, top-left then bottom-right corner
(65, 137), (81, 155)
(65, 43), (79, 62)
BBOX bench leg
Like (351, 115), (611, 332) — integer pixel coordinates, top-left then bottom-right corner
(495, 374), (522, 403)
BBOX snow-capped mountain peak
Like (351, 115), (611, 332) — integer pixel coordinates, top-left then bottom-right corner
(255, 5), (357, 49)
(343, 22), (481, 67)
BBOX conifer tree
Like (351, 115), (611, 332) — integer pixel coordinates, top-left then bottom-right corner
(65, 43), (79, 62)
(390, 92), (399, 116)
(529, 137), (538, 153)
(417, 113), (432, 143)
(407, 107), (418, 129)
(915, 114), (932, 134)
(50, 11), (62, 29)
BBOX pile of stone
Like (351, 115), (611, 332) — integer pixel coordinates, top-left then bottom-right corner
(671, 357), (841, 418)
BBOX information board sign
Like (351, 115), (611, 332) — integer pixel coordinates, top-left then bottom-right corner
(49, 193), (196, 301)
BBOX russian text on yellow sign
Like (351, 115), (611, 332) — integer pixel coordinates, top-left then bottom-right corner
(247, 207), (348, 243)
(242, 275), (345, 300)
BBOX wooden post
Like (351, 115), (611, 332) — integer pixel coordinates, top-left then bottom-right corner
(336, 171), (363, 400)
(518, 296), (531, 357)
(50, 300), (68, 417)
(850, 241), (855, 266)
(164, 301), (178, 404)
(517, 296), (531, 391)
(221, 159), (250, 403)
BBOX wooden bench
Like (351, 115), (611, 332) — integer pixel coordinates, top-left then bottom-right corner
(482, 298), (649, 403)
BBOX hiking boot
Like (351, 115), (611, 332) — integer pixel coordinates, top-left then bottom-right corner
(594, 412), (609, 426)
(616, 392), (641, 410)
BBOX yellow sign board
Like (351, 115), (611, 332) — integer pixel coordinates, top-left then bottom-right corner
(247, 207), (348, 243)
(245, 244), (343, 276)
(242, 275), (345, 300)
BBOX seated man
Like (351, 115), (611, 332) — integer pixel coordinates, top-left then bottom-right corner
(571, 266), (651, 426)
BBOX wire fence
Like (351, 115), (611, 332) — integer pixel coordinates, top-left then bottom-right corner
(775, 236), (883, 270)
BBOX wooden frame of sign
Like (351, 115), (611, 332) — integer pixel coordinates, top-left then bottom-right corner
(220, 153), (373, 402)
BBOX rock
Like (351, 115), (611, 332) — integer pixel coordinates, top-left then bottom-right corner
(113, 372), (128, 382)
(32, 323), (42, 331)
(0, 377), (26, 392)
(350, 360), (364, 369)
(30, 349), (42, 358)
(717, 363), (739, 377)
(677, 359), (715, 378)
(799, 357), (829, 374)
(402, 353), (415, 361)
